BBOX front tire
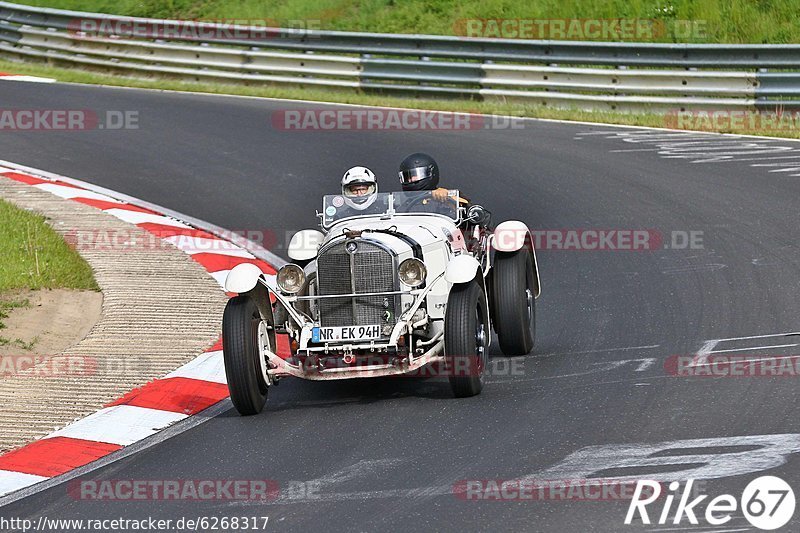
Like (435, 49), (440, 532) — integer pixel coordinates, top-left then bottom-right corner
(492, 250), (536, 355)
(445, 280), (489, 398)
(222, 295), (269, 415)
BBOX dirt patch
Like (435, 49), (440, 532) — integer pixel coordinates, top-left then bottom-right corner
(0, 289), (102, 356)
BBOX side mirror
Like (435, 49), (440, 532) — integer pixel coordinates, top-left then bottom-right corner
(467, 205), (492, 228)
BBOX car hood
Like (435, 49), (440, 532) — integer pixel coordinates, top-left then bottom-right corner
(323, 215), (461, 253)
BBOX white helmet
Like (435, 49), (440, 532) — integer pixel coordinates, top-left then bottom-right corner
(341, 166), (378, 210)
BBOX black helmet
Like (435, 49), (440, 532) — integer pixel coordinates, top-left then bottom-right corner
(398, 153), (439, 191)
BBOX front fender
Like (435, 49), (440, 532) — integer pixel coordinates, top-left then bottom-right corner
(493, 220), (541, 298)
(224, 263), (276, 357)
(225, 262), (264, 293)
(444, 255), (491, 347)
(493, 221), (531, 252)
(445, 254), (482, 284)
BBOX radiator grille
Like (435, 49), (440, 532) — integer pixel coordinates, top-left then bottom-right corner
(316, 240), (397, 332)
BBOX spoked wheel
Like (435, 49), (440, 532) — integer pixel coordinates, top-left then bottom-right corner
(445, 279), (489, 398)
(492, 250), (536, 355)
(222, 295), (271, 415)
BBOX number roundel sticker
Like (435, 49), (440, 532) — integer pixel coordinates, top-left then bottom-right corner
(332, 196), (345, 207)
(741, 476), (795, 530)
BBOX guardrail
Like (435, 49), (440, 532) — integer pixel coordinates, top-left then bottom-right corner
(1, 1), (798, 112)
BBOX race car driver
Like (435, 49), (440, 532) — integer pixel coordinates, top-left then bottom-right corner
(398, 152), (491, 226)
(398, 153), (492, 252)
(341, 165), (379, 210)
(397, 152), (465, 205)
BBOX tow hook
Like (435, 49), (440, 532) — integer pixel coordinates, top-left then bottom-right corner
(343, 348), (356, 365)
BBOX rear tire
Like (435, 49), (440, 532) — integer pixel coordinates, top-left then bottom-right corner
(492, 250), (536, 355)
(445, 280), (489, 398)
(222, 295), (269, 415)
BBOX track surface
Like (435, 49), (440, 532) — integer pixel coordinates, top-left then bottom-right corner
(1, 81), (800, 532)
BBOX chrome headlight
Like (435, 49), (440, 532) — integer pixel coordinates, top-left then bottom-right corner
(277, 264), (306, 294)
(399, 258), (427, 287)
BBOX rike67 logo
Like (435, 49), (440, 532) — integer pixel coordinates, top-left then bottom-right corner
(626, 476), (795, 530)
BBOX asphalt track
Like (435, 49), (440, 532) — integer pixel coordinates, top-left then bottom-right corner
(1, 81), (800, 532)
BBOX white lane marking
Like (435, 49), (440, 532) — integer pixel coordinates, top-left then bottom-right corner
(634, 359), (657, 371)
(526, 434), (800, 483)
(714, 332), (800, 342)
(533, 344), (661, 358)
(34, 183), (121, 202)
(703, 154), (800, 163)
(103, 209), (191, 228)
(0, 471), (48, 498)
(228, 434), (800, 506)
(305, 459), (407, 486)
(581, 129), (800, 175)
(689, 340), (719, 368)
(0, 75), (56, 83)
(661, 264), (727, 274)
(708, 343), (800, 355)
(487, 358), (658, 384)
(45, 406), (188, 446)
(164, 350), (226, 384)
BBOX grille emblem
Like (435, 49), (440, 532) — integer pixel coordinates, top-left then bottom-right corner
(345, 241), (358, 254)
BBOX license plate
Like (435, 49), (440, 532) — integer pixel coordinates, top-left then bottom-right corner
(312, 325), (382, 343)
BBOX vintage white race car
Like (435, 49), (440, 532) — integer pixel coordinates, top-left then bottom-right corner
(222, 190), (541, 415)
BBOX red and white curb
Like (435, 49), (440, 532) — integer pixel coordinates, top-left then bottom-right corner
(0, 161), (286, 498)
(0, 72), (56, 83)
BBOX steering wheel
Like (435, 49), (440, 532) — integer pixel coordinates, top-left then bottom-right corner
(402, 193), (436, 211)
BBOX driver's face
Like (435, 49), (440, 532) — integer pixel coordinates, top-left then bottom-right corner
(349, 184), (370, 196)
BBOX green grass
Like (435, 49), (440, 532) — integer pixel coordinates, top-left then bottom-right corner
(3, 57), (800, 139)
(0, 198), (98, 348)
(0, 198), (99, 294)
(17, 0), (800, 43)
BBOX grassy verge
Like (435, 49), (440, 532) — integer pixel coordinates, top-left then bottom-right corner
(0, 198), (99, 348)
(16, 0), (800, 44)
(2, 57), (800, 139)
